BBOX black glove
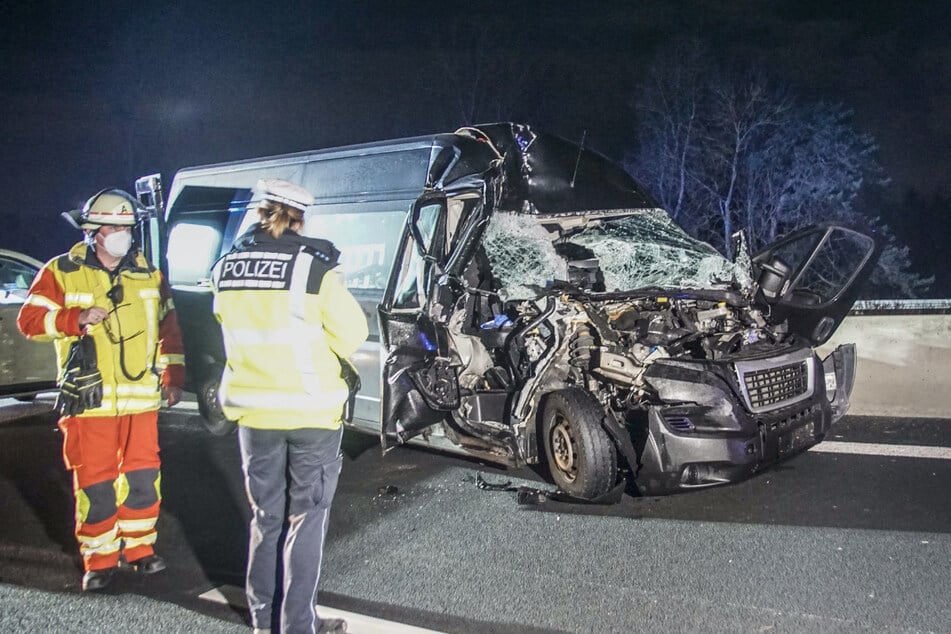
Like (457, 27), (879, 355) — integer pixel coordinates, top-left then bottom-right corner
(55, 336), (103, 416)
(338, 356), (361, 423)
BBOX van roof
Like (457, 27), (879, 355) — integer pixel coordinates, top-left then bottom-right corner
(166, 123), (656, 215)
(167, 134), (444, 208)
(171, 134), (439, 180)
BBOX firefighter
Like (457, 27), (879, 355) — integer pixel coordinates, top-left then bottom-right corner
(211, 179), (367, 634)
(17, 189), (185, 591)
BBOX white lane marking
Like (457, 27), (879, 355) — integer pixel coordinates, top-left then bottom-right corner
(811, 441), (951, 460)
(198, 584), (245, 606)
(317, 605), (449, 634)
(199, 585), (449, 634)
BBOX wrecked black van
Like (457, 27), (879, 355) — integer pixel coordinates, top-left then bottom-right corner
(144, 123), (877, 498)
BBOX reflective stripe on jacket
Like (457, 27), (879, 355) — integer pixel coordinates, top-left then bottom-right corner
(17, 242), (185, 417)
(211, 228), (368, 430)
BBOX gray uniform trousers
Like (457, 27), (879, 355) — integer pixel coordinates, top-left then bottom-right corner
(239, 425), (344, 634)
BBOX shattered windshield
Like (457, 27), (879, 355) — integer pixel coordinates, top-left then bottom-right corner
(481, 209), (752, 300)
(480, 212), (569, 299)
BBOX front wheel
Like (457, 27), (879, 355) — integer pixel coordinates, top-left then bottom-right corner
(540, 389), (617, 499)
(197, 370), (236, 436)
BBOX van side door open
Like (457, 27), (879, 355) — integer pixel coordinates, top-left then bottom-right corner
(752, 225), (879, 345)
(378, 193), (458, 449)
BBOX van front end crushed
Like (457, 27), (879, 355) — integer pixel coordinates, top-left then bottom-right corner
(631, 344), (856, 494)
(152, 124), (879, 503)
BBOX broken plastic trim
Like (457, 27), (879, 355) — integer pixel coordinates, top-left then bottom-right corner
(475, 473), (625, 505)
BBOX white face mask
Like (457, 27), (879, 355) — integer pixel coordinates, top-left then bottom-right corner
(98, 230), (133, 258)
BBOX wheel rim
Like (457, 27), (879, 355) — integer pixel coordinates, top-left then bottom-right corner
(550, 414), (578, 482)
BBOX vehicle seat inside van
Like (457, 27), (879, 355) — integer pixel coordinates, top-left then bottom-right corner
(460, 246), (506, 338)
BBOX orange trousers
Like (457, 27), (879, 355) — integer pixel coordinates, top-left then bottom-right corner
(58, 411), (161, 572)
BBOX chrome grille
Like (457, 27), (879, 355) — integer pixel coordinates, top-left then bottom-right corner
(743, 361), (808, 410)
(734, 349), (815, 414)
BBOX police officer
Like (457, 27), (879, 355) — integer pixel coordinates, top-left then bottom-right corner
(17, 189), (185, 591)
(211, 179), (368, 634)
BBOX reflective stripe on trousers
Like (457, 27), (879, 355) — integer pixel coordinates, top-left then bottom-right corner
(59, 411), (162, 571)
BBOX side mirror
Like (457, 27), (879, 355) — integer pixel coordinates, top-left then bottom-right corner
(134, 173), (164, 222)
(134, 173), (166, 270)
(757, 256), (791, 300)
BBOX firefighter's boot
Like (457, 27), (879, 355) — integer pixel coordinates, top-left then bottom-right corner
(128, 554), (166, 574)
(82, 567), (117, 592)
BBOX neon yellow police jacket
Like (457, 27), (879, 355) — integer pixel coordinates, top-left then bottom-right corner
(210, 226), (369, 430)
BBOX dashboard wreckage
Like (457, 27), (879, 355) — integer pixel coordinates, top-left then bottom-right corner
(147, 122), (879, 500)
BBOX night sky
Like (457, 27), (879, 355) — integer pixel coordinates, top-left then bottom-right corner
(2, 1), (949, 294)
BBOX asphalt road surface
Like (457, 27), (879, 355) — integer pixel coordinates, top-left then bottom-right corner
(1, 395), (949, 633)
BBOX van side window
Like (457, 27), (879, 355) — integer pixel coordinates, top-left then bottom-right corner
(167, 223), (223, 286)
(783, 228), (874, 305)
(391, 203), (441, 309)
(166, 186), (251, 287)
(303, 208), (408, 293)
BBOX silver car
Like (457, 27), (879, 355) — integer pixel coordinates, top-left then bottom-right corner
(0, 249), (57, 400)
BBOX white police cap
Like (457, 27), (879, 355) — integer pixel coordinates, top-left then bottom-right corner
(256, 178), (315, 211)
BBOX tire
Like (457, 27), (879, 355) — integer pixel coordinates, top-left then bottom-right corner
(540, 388), (617, 499)
(197, 371), (237, 436)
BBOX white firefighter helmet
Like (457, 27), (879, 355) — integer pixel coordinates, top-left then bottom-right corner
(64, 189), (140, 230)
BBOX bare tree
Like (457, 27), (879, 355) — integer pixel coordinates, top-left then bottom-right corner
(629, 46), (791, 257)
(696, 73), (791, 258)
(626, 47), (931, 297)
(630, 40), (705, 224)
(742, 103), (880, 248)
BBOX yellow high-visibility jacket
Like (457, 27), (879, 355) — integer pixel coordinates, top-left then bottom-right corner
(17, 242), (186, 416)
(210, 227), (369, 430)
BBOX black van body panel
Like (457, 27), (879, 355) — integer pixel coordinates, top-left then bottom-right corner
(477, 122), (657, 214)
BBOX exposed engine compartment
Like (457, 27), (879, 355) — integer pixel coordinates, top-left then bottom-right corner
(448, 284), (798, 413)
(443, 202), (798, 403)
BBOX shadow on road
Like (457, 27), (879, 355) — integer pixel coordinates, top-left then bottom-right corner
(0, 411), (78, 558)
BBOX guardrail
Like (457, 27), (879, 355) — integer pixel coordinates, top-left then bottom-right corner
(849, 299), (951, 315)
(819, 299), (951, 418)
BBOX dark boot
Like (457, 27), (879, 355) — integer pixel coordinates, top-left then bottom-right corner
(82, 567), (117, 591)
(127, 554), (167, 574)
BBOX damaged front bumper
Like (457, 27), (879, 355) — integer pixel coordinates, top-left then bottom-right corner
(633, 344), (856, 495)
